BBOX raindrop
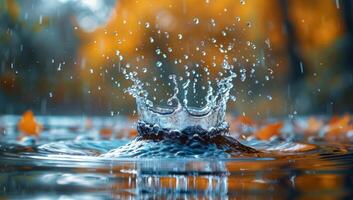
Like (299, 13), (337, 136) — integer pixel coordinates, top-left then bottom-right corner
(210, 18), (216, 27)
(156, 61), (162, 68)
(300, 62), (304, 74)
(156, 49), (161, 55)
(193, 18), (199, 24)
(178, 33), (183, 40)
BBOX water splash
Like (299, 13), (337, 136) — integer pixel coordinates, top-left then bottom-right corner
(102, 59), (262, 158)
(124, 59), (237, 131)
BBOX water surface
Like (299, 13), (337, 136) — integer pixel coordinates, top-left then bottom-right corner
(1, 115), (353, 199)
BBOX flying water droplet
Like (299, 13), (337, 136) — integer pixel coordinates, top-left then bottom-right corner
(193, 18), (199, 24)
(156, 61), (162, 68)
(178, 33), (183, 40)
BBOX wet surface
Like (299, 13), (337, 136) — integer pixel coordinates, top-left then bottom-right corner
(1, 115), (353, 199)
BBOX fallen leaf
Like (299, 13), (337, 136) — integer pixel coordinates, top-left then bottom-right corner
(255, 122), (283, 140)
(128, 129), (138, 138)
(17, 110), (42, 136)
(100, 127), (113, 139)
(305, 117), (324, 135)
(325, 114), (352, 140)
(234, 115), (255, 126)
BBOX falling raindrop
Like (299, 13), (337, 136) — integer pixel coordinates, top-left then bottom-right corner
(178, 33), (183, 40)
(193, 18), (199, 24)
(300, 62), (304, 74)
(156, 61), (162, 68)
(145, 22), (150, 28)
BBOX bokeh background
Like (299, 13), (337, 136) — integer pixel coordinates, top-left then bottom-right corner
(0, 0), (352, 118)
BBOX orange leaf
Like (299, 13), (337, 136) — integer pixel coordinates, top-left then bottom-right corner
(255, 122), (283, 140)
(305, 117), (323, 135)
(235, 115), (255, 126)
(17, 110), (42, 136)
(128, 129), (137, 138)
(325, 114), (351, 140)
(100, 128), (113, 139)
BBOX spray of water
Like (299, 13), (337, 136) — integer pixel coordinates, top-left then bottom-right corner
(101, 60), (260, 158)
(123, 60), (237, 131)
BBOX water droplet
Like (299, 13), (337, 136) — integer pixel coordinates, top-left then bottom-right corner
(178, 33), (183, 40)
(210, 18), (216, 27)
(145, 22), (150, 28)
(156, 61), (162, 68)
(193, 18), (199, 24)
(156, 49), (161, 55)
(222, 60), (231, 69)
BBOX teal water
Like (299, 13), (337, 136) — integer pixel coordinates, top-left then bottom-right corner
(1, 115), (353, 199)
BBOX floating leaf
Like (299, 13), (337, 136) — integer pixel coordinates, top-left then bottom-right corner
(100, 128), (113, 139)
(325, 114), (352, 140)
(255, 122), (283, 140)
(17, 110), (42, 136)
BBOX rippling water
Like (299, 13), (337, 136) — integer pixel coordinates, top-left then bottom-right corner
(1, 115), (353, 199)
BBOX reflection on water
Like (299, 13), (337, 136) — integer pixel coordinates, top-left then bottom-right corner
(1, 116), (353, 199)
(2, 156), (353, 199)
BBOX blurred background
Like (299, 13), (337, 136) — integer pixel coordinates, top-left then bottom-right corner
(0, 0), (352, 118)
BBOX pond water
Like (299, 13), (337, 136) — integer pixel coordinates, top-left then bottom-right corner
(1, 115), (353, 199)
